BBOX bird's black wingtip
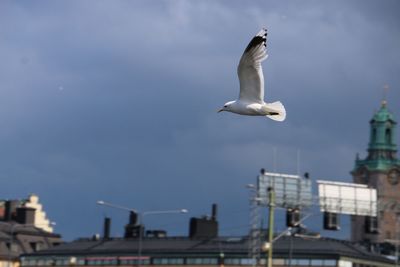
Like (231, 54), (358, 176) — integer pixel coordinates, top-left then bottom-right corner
(244, 28), (267, 53)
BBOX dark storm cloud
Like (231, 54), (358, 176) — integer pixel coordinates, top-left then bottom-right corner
(0, 0), (399, 239)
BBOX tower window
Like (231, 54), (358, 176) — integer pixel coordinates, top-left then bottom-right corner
(385, 128), (391, 143)
(372, 128), (377, 142)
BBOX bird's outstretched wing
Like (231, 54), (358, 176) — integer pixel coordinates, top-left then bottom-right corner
(237, 28), (268, 104)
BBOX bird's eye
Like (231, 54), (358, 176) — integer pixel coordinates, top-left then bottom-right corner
(224, 105), (227, 108)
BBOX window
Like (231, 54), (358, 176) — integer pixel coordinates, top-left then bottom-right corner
(186, 258), (218, 265)
(240, 258), (256, 265)
(140, 259), (150, 265)
(87, 257), (118, 265)
(20, 258), (36, 267)
(206, 258), (218, 265)
(386, 128), (391, 143)
(153, 258), (184, 265)
(168, 258), (184, 265)
(225, 258), (240, 265)
(372, 128), (377, 142)
(7, 242), (19, 253)
(338, 260), (352, 267)
(298, 259), (310, 266)
(77, 258), (86, 266)
(311, 259), (324, 266)
(119, 257), (150, 265)
(55, 258), (71, 266)
(324, 260), (337, 266)
(224, 258), (256, 265)
(272, 259), (285, 265)
(30, 242), (44, 251)
(282, 259), (337, 266)
(28, 259), (37, 266)
(20, 258), (27, 266)
(103, 259), (118, 265)
(21, 258), (50, 267)
(286, 259), (299, 266)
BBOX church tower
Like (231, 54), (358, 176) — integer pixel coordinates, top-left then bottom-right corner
(351, 100), (400, 244)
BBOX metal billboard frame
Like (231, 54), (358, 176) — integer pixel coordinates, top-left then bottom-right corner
(317, 180), (377, 216)
(257, 172), (313, 209)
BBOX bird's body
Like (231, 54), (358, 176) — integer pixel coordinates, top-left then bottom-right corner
(219, 28), (286, 122)
(222, 101), (283, 116)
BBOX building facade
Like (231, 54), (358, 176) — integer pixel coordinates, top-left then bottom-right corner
(21, 234), (394, 267)
(351, 101), (400, 244)
(0, 195), (55, 233)
(0, 195), (62, 267)
(22, 206), (394, 267)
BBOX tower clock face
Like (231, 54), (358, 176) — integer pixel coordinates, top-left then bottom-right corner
(388, 169), (400, 185)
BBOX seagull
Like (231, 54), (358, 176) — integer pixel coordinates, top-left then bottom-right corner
(218, 28), (286, 122)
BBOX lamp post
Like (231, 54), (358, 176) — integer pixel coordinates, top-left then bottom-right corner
(0, 221), (56, 267)
(96, 200), (188, 267)
(264, 191), (312, 267)
(266, 187), (275, 267)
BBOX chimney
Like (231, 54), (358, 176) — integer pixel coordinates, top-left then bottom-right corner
(124, 211), (143, 238)
(103, 217), (111, 240)
(129, 211), (138, 225)
(211, 203), (218, 221)
(16, 207), (36, 224)
(189, 204), (219, 239)
(5, 201), (19, 221)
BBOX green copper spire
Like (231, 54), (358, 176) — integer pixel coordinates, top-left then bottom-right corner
(355, 101), (400, 172)
(368, 101), (397, 151)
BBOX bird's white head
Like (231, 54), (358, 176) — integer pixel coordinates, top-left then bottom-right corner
(218, 101), (235, 113)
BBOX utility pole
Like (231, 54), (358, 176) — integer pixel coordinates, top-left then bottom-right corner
(247, 184), (261, 267)
(267, 187), (275, 267)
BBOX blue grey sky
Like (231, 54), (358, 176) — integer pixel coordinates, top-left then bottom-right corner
(0, 1), (399, 240)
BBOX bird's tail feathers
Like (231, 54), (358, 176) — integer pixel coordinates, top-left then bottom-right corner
(265, 101), (286, 122)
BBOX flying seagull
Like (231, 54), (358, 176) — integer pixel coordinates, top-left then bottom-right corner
(218, 28), (286, 121)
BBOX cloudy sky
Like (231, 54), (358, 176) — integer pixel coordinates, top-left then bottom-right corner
(0, 1), (399, 240)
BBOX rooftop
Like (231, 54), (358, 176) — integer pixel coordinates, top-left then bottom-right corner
(26, 235), (393, 265)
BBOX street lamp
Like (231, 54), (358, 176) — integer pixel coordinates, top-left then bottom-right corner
(96, 200), (188, 266)
(272, 213), (312, 243)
